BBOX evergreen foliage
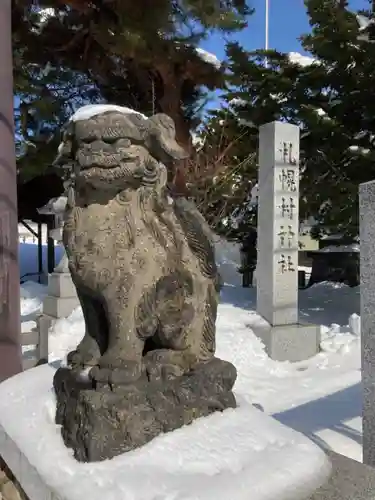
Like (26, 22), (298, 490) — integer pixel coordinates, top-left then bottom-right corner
(203, 0), (375, 238)
(13, 0), (252, 180)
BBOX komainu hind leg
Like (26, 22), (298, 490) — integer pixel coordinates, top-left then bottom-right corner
(143, 348), (196, 382)
(145, 282), (218, 382)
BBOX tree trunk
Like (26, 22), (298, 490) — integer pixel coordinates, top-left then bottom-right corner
(0, 0), (23, 381)
(158, 74), (192, 196)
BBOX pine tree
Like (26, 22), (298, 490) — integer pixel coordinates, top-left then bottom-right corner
(206, 0), (375, 238)
(13, 0), (251, 152)
(199, 44), (298, 236)
(295, 0), (375, 237)
(14, 55), (102, 180)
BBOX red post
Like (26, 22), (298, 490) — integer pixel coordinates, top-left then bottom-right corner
(0, 0), (23, 381)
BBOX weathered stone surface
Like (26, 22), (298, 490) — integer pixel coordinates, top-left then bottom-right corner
(256, 121), (320, 362)
(53, 107), (237, 461)
(360, 180), (375, 467)
(307, 450), (375, 500)
(0, 459), (27, 500)
(0, 470), (7, 487)
(1, 482), (23, 500)
(257, 122), (300, 327)
(54, 358), (236, 462)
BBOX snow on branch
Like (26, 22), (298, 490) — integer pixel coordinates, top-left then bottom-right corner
(194, 48), (221, 69)
(38, 7), (56, 24)
(288, 52), (317, 67)
(356, 14), (375, 42)
(228, 98), (247, 107)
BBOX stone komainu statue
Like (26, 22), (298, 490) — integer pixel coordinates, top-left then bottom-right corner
(53, 107), (237, 462)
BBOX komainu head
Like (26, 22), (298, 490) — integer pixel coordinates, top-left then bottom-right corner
(54, 107), (188, 191)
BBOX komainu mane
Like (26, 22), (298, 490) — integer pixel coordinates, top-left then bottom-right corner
(53, 105), (237, 462)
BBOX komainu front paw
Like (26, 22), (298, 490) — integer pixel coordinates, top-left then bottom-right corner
(67, 334), (101, 368)
(67, 348), (100, 369)
(89, 352), (143, 385)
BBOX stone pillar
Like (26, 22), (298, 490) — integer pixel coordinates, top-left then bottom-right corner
(0, 0), (23, 381)
(37, 269), (78, 342)
(359, 180), (375, 466)
(253, 121), (320, 362)
(41, 272), (78, 319)
(37, 203), (78, 343)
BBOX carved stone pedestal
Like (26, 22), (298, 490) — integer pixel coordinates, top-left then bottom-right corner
(53, 357), (237, 462)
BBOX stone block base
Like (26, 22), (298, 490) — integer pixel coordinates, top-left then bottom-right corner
(41, 272), (79, 319)
(47, 272), (77, 298)
(251, 322), (320, 362)
(0, 457), (28, 500)
(42, 295), (78, 318)
(53, 357), (237, 462)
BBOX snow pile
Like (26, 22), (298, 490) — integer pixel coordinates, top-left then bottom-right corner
(45, 276), (361, 461)
(4, 240), (341, 500)
(0, 363), (331, 500)
(20, 281), (47, 333)
(320, 320), (359, 355)
(214, 238), (242, 287)
(49, 307), (85, 363)
(20, 281), (46, 316)
(19, 281), (47, 349)
(17, 239), (363, 463)
(29, 277), (363, 462)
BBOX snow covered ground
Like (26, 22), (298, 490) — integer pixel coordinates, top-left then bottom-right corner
(0, 363), (331, 500)
(18, 236), (363, 465)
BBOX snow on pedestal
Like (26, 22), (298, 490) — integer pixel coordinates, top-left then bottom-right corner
(0, 364), (331, 500)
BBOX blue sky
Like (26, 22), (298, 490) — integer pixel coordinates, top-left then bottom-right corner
(201, 0), (368, 61)
(199, 0), (368, 108)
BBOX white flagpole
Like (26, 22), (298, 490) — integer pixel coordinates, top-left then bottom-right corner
(265, 0), (269, 68)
